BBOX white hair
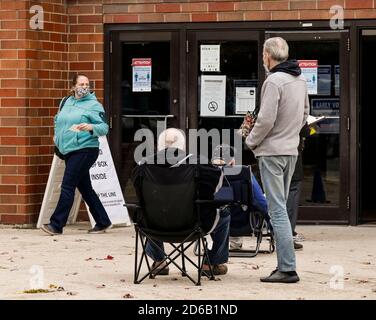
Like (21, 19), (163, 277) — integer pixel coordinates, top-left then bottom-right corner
(157, 128), (186, 152)
(263, 37), (289, 62)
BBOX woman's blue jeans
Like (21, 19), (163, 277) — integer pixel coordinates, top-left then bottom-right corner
(49, 149), (112, 232)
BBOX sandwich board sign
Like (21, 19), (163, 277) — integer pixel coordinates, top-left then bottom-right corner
(37, 137), (131, 228)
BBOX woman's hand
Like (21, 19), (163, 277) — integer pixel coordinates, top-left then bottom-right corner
(76, 123), (93, 131)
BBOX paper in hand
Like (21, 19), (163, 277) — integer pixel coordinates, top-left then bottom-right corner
(69, 124), (80, 132)
(307, 115), (325, 126)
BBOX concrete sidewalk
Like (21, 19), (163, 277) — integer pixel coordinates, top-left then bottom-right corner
(0, 224), (375, 300)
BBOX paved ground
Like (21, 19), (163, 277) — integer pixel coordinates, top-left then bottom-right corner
(0, 224), (375, 300)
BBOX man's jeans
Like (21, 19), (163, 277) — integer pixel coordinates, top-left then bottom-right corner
(145, 209), (231, 265)
(258, 155), (297, 272)
(50, 149), (112, 232)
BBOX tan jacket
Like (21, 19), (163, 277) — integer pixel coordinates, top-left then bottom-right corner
(246, 71), (309, 156)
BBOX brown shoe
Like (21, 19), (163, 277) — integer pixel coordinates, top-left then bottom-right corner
(202, 263), (228, 276)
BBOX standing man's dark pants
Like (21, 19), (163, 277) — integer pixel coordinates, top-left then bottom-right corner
(50, 149), (112, 233)
(287, 180), (301, 236)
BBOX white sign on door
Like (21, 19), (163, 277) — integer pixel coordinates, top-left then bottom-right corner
(200, 75), (226, 117)
(200, 45), (220, 72)
(299, 60), (318, 95)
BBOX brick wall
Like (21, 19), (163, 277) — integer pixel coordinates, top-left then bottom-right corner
(1, 0), (376, 225)
(0, 0), (68, 225)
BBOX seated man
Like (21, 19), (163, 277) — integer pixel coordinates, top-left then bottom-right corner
(211, 144), (268, 250)
(132, 128), (230, 276)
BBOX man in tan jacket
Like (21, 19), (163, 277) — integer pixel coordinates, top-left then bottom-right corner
(246, 37), (309, 283)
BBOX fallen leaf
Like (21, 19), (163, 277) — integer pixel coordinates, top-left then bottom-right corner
(357, 280), (369, 284)
(153, 284), (158, 287)
(57, 287), (65, 291)
(362, 262), (371, 265)
(66, 291), (78, 296)
(85, 257), (93, 261)
(49, 284), (58, 289)
(252, 265), (259, 270)
(96, 284), (106, 288)
(22, 289), (52, 294)
(120, 279), (126, 283)
(123, 293), (134, 299)
(105, 255), (114, 260)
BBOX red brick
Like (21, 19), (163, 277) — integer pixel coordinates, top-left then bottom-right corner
(78, 15), (102, 24)
(345, 0), (373, 9)
(128, 4), (155, 13)
(208, 2), (234, 11)
(181, 3), (208, 12)
(272, 10), (300, 20)
(113, 14), (139, 23)
(234, 1), (262, 11)
(0, 205), (17, 214)
(0, 146), (17, 155)
(218, 12), (244, 21)
(138, 13), (165, 22)
(192, 13), (217, 22)
(290, 1), (317, 10)
(355, 9), (376, 18)
(0, 128), (17, 136)
(0, 185), (17, 194)
(244, 11), (272, 20)
(0, 214), (31, 225)
(318, 0), (345, 9)
(164, 13), (191, 22)
(262, 1), (289, 10)
(156, 3), (181, 13)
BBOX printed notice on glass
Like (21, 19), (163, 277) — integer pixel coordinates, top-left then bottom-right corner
(334, 65), (340, 96)
(318, 65), (331, 96)
(132, 58), (152, 92)
(200, 45), (220, 72)
(298, 60), (318, 95)
(200, 75), (226, 117)
(236, 87), (256, 114)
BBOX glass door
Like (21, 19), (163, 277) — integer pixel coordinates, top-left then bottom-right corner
(187, 30), (262, 166)
(266, 31), (350, 222)
(110, 31), (180, 202)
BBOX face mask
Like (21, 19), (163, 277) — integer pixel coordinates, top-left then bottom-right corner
(75, 86), (90, 98)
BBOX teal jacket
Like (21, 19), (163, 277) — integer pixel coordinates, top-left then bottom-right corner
(54, 93), (109, 155)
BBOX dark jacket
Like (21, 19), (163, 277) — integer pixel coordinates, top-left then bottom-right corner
(132, 148), (222, 231)
(291, 123), (311, 182)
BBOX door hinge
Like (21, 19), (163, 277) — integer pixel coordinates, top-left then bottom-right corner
(186, 40), (189, 54)
(347, 37), (350, 52)
(110, 40), (113, 54)
(347, 195), (350, 210)
(186, 116), (189, 129)
(109, 116), (113, 129)
(347, 117), (350, 131)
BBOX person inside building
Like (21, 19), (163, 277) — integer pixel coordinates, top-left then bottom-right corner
(41, 73), (112, 236)
(246, 37), (309, 283)
(287, 123), (311, 250)
(132, 128), (230, 276)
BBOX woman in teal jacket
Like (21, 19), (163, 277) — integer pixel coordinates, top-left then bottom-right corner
(41, 74), (112, 235)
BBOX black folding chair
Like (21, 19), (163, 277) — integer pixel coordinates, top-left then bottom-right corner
(220, 165), (275, 258)
(127, 163), (225, 286)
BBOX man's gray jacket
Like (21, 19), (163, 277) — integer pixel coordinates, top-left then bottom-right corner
(246, 61), (309, 157)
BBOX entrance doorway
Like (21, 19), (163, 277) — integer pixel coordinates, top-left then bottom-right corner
(360, 30), (376, 223)
(266, 31), (350, 223)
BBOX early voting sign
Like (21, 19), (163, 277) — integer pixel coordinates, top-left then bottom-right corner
(38, 137), (131, 228)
